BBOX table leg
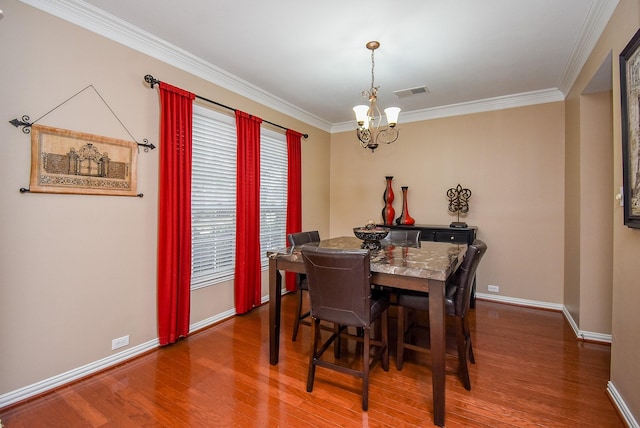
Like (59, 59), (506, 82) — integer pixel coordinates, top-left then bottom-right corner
(429, 279), (446, 427)
(269, 257), (282, 365)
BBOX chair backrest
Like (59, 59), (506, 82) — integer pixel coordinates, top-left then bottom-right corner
(451, 239), (487, 317)
(301, 247), (372, 328)
(383, 229), (421, 246)
(287, 230), (320, 247)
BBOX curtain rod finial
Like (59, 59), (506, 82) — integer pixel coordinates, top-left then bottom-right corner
(144, 74), (160, 88)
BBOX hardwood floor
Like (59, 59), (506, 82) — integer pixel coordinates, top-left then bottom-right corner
(1, 295), (623, 427)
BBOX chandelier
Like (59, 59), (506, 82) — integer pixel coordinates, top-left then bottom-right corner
(353, 41), (401, 152)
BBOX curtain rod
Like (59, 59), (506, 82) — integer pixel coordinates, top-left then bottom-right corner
(144, 74), (308, 139)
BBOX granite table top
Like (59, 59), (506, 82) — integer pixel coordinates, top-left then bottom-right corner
(268, 236), (466, 282)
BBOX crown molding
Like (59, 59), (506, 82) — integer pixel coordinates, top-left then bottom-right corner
(18, 0), (333, 133)
(557, 0), (620, 95)
(19, 0), (617, 135)
(331, 88), (565, 133)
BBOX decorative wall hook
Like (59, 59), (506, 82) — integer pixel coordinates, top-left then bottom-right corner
(138, 138), (155, 152)
(9, 115), (33, 134)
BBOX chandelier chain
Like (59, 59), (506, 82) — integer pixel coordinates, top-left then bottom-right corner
(371, 48), (375, 91)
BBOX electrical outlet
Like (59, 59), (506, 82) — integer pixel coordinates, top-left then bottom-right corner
(488, 285), (500, 293)
(111, 335), (129, 350)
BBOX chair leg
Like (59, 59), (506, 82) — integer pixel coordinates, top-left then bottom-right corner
(463, 315), (475, 364)
(381, 309), (389, 371)
(469, 339), (476, 364)
(396, 305), (405, 370)
(362, 328), (370, 411)
(292, 288), (304, 342)
(333, 323), (343, 358)
(307, 318), (320, 392)
(455, 317), (471, 390)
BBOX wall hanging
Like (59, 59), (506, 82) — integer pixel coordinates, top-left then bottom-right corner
(620, 28), (640, 228)
(9, 84), (153, 197)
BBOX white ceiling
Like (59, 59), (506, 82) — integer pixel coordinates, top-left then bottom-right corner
(21, 0), (618, 132)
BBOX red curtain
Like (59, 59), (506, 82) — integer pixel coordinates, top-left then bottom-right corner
(157, 82), (195, 346)
(285, 130), (303, 292)
(234, 111), (263, 314)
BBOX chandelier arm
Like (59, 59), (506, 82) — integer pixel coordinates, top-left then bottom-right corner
(356, 127), (372, 145)
(376, 127), (399, 145)
(370, 101), (382, 132)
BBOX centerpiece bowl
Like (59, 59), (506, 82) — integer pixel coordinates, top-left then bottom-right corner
(353, 226), (390, 250)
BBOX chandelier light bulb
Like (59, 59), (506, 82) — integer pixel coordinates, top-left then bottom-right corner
(353, 105), (369, 125)
(384, 107), (401, 127)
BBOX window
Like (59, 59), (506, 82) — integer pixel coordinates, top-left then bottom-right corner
(191, 106), (237, 289)
(191, 106), (288, 289)
(260, 128), (288, 268)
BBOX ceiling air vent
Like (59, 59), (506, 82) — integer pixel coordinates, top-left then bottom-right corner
(394, 86), (430, 98)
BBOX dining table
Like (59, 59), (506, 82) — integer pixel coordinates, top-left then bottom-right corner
(267, 236), (466, 427)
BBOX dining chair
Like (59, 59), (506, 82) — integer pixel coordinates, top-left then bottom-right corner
(382, 229), (421, 246)
(396, 239), (487, 390)
(287, 231), (321, 341)
(301, 246), (390, 411)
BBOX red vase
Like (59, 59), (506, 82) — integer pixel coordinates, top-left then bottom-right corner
(382, 176), (395, 226)
(396, 186), (415, 225)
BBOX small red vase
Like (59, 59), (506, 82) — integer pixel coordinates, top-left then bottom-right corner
(396, 186), (415, 225)
(382, 176), (395, 226)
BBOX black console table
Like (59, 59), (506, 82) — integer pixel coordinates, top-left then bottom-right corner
(383, 224), (478, 306)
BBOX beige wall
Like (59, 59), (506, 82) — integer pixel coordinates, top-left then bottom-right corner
(565, 0), (640, 420)
(609, 1), (640, 421)
(330, 103), (566, 304)
(564, 92), (582, 324)
(564, 89), (615, 335)
(0, 1), (330, 397)
(580, 91), (614, 334)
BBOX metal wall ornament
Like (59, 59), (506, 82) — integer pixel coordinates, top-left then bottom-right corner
(447, 184), (472, 228)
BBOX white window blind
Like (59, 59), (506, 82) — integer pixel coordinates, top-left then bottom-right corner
(260, 128), (288, 269)
(191, 105), (237, 289)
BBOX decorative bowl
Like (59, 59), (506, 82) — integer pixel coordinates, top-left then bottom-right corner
(353, 227), (390, 250)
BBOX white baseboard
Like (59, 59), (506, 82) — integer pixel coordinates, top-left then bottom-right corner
(476, 292), (612, 344)
(0, 338), (158, 409)
(189, 308), (236, 333)
(0, 291), (617, 412)
(608, 381), (640, 428)
(561, 306), (612, 344)
(475, 292), (564, 311)
(0, 308), (244, 410)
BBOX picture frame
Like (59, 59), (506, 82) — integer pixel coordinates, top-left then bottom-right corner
(620, 28), (640, 228)
(29, 124), (138, 196)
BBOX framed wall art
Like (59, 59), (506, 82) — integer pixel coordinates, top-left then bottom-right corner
(29, 124), (138, 196)
(620, 28), (640, 228)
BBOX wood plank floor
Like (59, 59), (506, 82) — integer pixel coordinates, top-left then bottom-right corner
(1, 295), (623, 427)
